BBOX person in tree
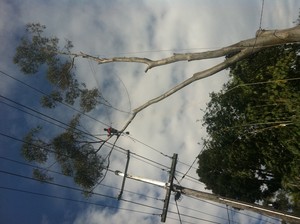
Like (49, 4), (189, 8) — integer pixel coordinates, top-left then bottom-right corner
(104, 127), (119, 136)
(104, 127), (129, 137)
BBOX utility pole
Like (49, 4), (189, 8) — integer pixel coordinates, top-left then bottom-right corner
(161, 153), (177, 222)
(115, 154), (300, 223)
(115, 153), (178, 222)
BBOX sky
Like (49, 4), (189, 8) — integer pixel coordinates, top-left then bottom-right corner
(0, 0), (299, 224)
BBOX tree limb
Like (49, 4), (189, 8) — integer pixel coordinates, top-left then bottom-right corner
(65, 26), (300, 131)
(68, 26), (300, 73)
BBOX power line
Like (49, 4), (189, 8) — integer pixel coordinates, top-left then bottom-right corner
(0, 129), (170, 181)
(1, 154), (227, 223)
(1, 70), (191, 176)
(0, 130), (170, 186)
(0, 186), (159, 217)
(0, 131), (174, 211)
(226, 205), (231, 224)
(0, 168), (224, 223)
(1, 134), (278, 223)
(259, 0), (265, 30)
(2, 94), (168, 169)
(0, 100), (83, 136)
(0, 94), (100, 142)
(169, 200), (239, 224)
(251, 0), (265, 54)
(167, 210), (222, 224)
(1, 77), (274, 222)
(0, 82), (174, 169)
(175, 199), (183, 224)
(179, 156), (199, 184)
(127, 135), (172, 159)
(0, 168), (162, 212)
(0, 69), (110, 127)
(0, 155), (165, 203)
(0, 92), (170, 173)
(184, 194), (279, 224)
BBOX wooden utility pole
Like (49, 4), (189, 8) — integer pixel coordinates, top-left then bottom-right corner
(161, 153), (177, 222)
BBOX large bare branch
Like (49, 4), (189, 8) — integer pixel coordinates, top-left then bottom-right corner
(69, 26), (300, 73)
(65, 26), (300, 131)
(119, 47), (262, 132)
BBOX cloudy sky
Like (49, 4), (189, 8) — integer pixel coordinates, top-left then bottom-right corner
(0, 0), (299, 224)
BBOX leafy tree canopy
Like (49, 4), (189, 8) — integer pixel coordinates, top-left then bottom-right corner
(14, 23), (100, 113)
(21, 115), (104, 192)
(14, 23), (106, 193)
(197, 44), (300, 212)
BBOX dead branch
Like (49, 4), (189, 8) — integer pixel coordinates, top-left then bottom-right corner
(64, 26), (300, 131)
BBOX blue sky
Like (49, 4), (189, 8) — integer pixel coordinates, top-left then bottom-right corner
(0, 0), (299, 223)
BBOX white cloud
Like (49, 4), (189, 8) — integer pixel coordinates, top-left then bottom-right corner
(1, 0), (298, 223)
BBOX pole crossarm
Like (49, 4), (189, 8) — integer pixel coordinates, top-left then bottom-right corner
(114, 152), (300, 223)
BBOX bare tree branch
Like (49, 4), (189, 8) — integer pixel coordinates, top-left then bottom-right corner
(63, 26), (300, 131)
(119, 47), (262, 132)
(68, 26), (300, 72)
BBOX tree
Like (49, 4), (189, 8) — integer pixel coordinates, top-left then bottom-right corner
(14, 24), (108, 193)
(21, 115), (104, 192)
(14, 23), (101, 112)
(14, 23), (300, 192)
(68, 25), (300, 132)
(197, 44), (300, 212)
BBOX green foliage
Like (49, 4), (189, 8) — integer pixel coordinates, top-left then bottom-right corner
(14, 23), (100, 113)
(21, 115), (104, 192)
(22, 126), (48, 163)
(15, 23), (107, 193)
(198, 44), (300, 210)
(33, 168), (53, 182)
(80, 88), (100, 113)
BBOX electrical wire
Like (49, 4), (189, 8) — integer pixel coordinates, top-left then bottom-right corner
(0, 85), (174, 172)
(0, 153), (228, 223)
(89, 136), (121, 193)
(251, 0), (265, 54)
(0, 186), (159, 217)
(127, 135), (172, 159)
(184, 195), (279, 224)
(1, 154), (237, 223)
(226, 205), (231, 224)
(1, 128), (278, 224)
(167, 210), (222, 224)
(1, 70), (205, 182)
(0, 94), (100, 142)
(0, 100), (280, 223)
(259, 0), (265, 30)
(179, 156), (199, 184)
(0, 127), (170, 181)
(169, 201), (239, 224)
(0, 168), (225, 224)
(0, 168), (162, 212)
(0, 93), (171, 174)
(0, 69), (110, 127)
(0, 155), (165, 203)
(175, 199), (183, 224)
